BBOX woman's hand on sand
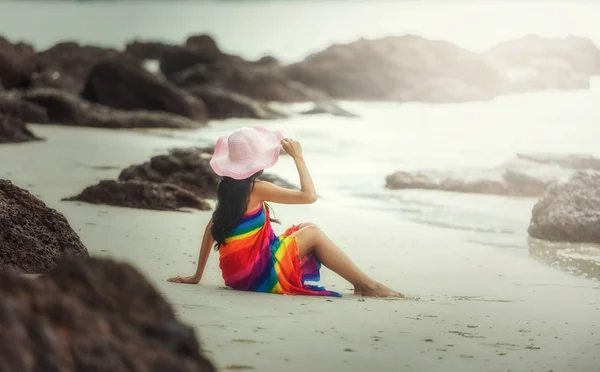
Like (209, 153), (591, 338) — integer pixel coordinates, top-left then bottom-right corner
(281, 138), (303, 159)
(167, 275), (201, 284)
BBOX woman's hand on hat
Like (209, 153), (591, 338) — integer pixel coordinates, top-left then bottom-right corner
(281, 138), (303, 160)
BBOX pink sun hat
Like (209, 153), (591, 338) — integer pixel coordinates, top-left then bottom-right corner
(209, 126), (284, 180)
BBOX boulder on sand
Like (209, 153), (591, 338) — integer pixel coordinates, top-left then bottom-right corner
(385, 154), (600, 197)
(173, 60), (329, 103)
(21, 88), (205, 129)
(119, 148), (218, 198)
(0, 180), (89, 273)
(0, 256), (216, 372)
(0, 37), (35, 89)
(0, 93), (49, 123)
(0, 114), (41, 144)
(82, 57), (207, 121)
(528, 170), (600, 244)
(284, 35), (506, 102)
(119, 147), (298, 198)
(33, 42), (121, 93)
(186, 85), (286, 120)
(63, 180), (211, 212)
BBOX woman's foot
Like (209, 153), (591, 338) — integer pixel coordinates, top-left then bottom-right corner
(354, 282), (404, 298)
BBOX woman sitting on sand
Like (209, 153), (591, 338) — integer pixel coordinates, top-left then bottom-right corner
(167, 126), (403, 298)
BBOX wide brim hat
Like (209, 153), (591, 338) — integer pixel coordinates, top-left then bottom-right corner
(210, 126), (283, 180)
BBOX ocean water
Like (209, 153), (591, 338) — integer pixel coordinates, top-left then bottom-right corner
(2, 0), (600, 277)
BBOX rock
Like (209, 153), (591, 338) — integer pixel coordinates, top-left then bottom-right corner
(158, 34), (232, 76)
(255, 55), (280, 66)
(385, 154), (600, 197)
(0, 256), (217, 372)
(0, 180), (89, 273)
(82, 57), (207, 121)
(173, 60), (329, 103)
(284, 35), (506, 102)
(300, 102), (359, 118)
(484, 34), (600, 76)
(186, 86), (286, 120)
(0, 37), (35, 89)
(34, 42), (121, 93)
(119, 147), (297, 197)
(483, 35), (600, 93)
(119, 148), (218, 198)
(21, 88), (204, 129)
(528, 171), (600, 244)
(185, 34), (221, 54)
(0, 93), (49, 123)
(125, 40), (173, 61)
(63, 180), (211, 212)
(517, 153), (600, 171)
(0, 114), (41, 143)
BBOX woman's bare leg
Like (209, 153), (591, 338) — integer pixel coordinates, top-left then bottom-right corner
(292, 224), (404, 298)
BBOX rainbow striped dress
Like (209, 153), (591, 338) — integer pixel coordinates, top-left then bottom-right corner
(218, 202), (341, 297)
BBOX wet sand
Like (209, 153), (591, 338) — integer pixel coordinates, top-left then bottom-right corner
(1, 125), (598, 372)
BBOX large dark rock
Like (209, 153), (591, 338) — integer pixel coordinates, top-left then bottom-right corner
(125, 40), (174, 61)
(0, 256), (216, 372)
(186, 86), (286, 120)
(63, 180), (211, 212)
(528, 171), (600, 244)
(119, 147), (298, 198)
(0, 114), (41, 144)
(172, 61), (329, 103)
(0, 37), (35, 89)
(119, 148), (218, 198)
(0, 92), (49, 123)
(21, 88), (204, 129)
(385, 154), (600, 197)
(284, 35), (506, 102)
(0, 180), (89, 273)
(82, 57), (207, 121)
(157, 34), (233, 76)
(33, 42), (120, 93)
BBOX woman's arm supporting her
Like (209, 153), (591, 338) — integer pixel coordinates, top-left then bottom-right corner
(167, 218), (214, 284)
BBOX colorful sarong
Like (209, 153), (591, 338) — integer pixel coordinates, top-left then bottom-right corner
(218, 202), (341, 297)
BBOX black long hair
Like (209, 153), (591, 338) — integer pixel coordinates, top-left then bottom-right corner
(211, 170), (278, 249)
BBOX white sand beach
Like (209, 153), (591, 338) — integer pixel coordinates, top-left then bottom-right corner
(1, 125), (598, 372)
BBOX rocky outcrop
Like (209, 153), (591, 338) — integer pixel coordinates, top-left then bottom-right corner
(119, 147), (297, 197)
(83, 57), (207, 121)
(0, 180), (89, 273)
(0, 37), (35, 90)
(33, 42), (120, 93)
(0, 256), (216, 372)
(173, 60), (328, 103)
(483, 35), (600, 93)
(119, 148), (218, 198)
(0, 114), (40, 143)
(187, 86), (286, 120)
(0, 92), (49, 123)
(284, 35), (507, 102)
(63, 180), (211, 212)
(21, 88), (205, 129)
(385, 154), (600, 197)
(528, 171), (600, 244)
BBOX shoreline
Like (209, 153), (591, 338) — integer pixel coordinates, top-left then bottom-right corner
(1, 124), (598, 371)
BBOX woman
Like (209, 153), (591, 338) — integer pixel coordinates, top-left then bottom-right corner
(168, 126), (403, 298)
